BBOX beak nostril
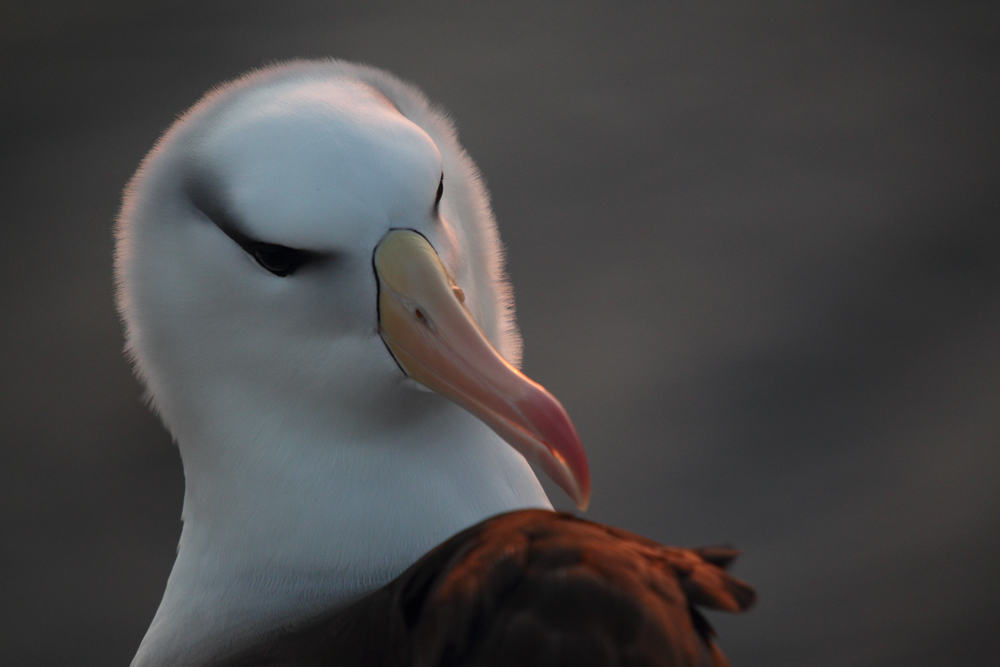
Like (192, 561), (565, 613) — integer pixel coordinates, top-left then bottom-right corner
(375, 228), (589, 508)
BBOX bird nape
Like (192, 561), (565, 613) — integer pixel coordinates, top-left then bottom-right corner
(115, 59), (755, 667)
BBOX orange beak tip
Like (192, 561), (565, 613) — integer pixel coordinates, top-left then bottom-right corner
(375, 229), (594, 510)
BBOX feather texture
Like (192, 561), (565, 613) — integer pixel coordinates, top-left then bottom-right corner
(216, 510), (755, 667)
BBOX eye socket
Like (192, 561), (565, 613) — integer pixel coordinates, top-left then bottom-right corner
(250, 242), (310, 277)
(433, 173), (444, 214)
(186, 175), (319, 277)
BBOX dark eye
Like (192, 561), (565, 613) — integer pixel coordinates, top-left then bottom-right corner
(434, 173), (444, 214)
(186, 175), (317, 277)
(250, 242), (309, 277)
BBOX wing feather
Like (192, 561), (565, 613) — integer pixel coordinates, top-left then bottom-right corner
(216, 510), (754, 667)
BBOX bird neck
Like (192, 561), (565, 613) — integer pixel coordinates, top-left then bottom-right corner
(131, 389), (550, 667)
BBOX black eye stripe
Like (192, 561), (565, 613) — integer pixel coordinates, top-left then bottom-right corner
(433, 172), (444, 214)
(186, 175), (317, 277)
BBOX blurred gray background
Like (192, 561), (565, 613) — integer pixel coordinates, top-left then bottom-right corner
(2, 1), (998, 665)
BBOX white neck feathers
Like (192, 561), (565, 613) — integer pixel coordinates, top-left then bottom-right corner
(132, 388), (549, 667)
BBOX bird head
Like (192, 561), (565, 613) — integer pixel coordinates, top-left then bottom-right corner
(115, 62), (589, 511)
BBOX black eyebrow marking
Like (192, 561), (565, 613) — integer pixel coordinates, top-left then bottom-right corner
(184, 172), (325, 275)
(185, 173), (259, 254)
(433, 172), (444, 215)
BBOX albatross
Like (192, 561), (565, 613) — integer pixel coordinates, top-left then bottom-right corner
(116, 59), (754, 667)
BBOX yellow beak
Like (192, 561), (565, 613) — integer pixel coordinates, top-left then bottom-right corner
(374, 229), (591, 510)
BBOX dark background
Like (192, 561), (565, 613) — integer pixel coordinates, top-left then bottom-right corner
(2, 2), (998, 665)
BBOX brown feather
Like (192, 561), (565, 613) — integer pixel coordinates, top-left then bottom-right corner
(215, 510), (755, 667)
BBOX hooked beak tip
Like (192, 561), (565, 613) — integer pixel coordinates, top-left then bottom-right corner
(374, 229), (593, 510)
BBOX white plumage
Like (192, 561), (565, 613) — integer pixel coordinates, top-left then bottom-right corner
(116, 59), (750, 667)
(117, 61), (551, 667)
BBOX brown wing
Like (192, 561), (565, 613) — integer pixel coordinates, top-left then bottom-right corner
(215, 510), (755, 667)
